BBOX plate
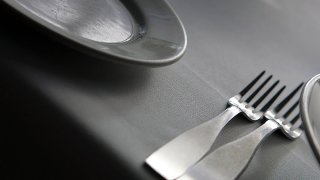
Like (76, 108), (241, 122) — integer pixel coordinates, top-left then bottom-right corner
(300, 74), (320, 164)
(3, 0), (187, 66)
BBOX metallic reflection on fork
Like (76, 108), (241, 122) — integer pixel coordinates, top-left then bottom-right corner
(146, 71), (284, 180)
(177, 83), (304, 180)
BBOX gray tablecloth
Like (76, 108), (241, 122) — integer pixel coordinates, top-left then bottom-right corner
(1, 0), (320, 179)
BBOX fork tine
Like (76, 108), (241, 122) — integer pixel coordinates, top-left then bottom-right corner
(245, 75), (272, 103)
(260, 85), (286, 112)
(252, 80), (279, 108)
(283, 100), (299, 118)
(239, 71), (265, 96)
(290, 114), (302, 130)
(289, 113), (300, 124)
(274, 83), (304, 113)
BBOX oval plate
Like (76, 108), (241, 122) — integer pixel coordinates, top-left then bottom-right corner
(3, 0), (187, 66)
(300, 74), (320, 164)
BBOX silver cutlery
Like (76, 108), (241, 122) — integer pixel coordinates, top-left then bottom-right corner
(177, 83), (303, 180)
(146, 71), (283, 180)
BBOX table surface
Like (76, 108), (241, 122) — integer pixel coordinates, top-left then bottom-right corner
(1, 0), (320, 179)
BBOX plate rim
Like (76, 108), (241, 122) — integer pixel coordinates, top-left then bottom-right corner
(2, 0), (187, 66)
(300, 74), (320, 163)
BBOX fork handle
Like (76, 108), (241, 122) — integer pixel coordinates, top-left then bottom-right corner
(146, 106), (241, 180)
(177, 120), (280, 180)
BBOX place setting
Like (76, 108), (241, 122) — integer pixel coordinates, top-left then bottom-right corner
(1, 0), (320, 180)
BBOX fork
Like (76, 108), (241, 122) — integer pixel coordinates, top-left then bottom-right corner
(177, 83), (303, 180)
(146, 71), (283, 180)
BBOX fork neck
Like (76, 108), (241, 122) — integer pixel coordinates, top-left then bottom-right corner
(228, 95), (263, 121)
(264, 110), (302, 139)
